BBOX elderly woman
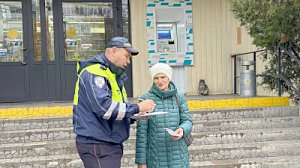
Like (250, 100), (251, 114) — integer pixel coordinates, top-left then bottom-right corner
(135, 63), (193, 168)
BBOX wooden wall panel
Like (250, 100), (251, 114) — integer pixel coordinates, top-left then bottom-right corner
(130, 0), (152, 97)
(188, 0), (241, 95)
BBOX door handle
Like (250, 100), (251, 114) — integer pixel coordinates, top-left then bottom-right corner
(22, 48), (27, 65)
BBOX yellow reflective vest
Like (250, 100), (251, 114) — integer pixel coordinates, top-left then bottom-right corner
(73, 63), (127, 105)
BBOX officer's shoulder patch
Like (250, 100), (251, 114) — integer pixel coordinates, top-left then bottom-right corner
(94, 76), (105, 88)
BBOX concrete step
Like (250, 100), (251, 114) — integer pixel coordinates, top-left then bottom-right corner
(2, 122), (300, 146)
(0, 116), (72, 132)
(2, 119), (300, 145)
(2, 127), (300, 160)
(189, 140), (300, 161)
(0, 140), (76, 159)
(193, 106), (299, 121)
(0, 127), (74, 144)
(194, 116), (300, 132)
(0, 138), (136, 159)
(193, 127), (300, 145)
(0, 126), (138, 144)
(0, 154), (79, 168)
(2, 126), (300, 158)
(124, 156), (300, 168)
(2, 141), (300, 168)
(188, 155), (300, 168)
(0, 105), (299, 168)
(1, 106), (298, 132)
(121, 140), (300, 165)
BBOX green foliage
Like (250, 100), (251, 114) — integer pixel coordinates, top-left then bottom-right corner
(228, 0), (300, 104)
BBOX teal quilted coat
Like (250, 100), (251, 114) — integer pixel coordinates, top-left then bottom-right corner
(135, 82), (193, 168)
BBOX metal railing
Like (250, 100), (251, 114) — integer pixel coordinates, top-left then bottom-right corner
(231, 42), (300, 97)
(276, 42), (300, 96)
(231, 49), (265, 94)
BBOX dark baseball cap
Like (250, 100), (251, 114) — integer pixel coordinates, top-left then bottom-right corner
(108, 37), (139, 56)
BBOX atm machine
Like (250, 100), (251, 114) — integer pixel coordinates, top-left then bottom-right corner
(156, 23), (177, 53)
(154, 8), (186, 55)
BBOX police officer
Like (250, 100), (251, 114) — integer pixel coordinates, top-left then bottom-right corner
(73, 37), (155, 168)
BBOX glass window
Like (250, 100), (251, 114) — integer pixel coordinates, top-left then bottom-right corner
(122, 0), (129, 39)
(45, 0), (54, 61)
(63, 2), (113, 61)
(32, 0), (42, 61)
(0, 2), (23, 63)
(32, 0), (55, 62)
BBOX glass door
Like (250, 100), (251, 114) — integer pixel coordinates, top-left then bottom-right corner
(0, 0), (30, 102)
(56, 0), (118, 100)
(29, 0), (59, 101)
(63, 2), (114, 61)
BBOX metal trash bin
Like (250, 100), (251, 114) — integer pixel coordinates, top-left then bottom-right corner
(240, 61), (256, 97)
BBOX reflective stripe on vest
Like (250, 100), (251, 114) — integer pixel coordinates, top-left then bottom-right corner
(73, 63), (127, 105)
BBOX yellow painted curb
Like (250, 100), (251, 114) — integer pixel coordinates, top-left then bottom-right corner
(0, 106), (73, 119)
(188, 97), (289, 110)
(0, 97), (289, 119)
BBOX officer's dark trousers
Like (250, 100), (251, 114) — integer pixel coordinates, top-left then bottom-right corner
(76, 142), (123, 168)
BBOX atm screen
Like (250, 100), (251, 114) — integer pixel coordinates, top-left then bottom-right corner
(157, 30), (171, 39)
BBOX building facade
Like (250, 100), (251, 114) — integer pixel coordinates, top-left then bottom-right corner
(0, 0), (132, 102)
(130, 0), (269, 97)
(0, 0), (268, 103)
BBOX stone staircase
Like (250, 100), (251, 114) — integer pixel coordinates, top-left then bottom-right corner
(1, 106), (300, 168)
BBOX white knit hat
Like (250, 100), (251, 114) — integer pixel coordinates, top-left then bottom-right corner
(149, 63), (173, 80)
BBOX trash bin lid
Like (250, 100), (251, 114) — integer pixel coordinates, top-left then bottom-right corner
(240, 60), (255, 66)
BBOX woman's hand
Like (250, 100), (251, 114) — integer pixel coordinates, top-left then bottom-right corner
(171, 128), (184, 140)
(138, 164), (147, 168)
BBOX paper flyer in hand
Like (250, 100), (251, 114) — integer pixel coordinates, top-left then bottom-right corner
(131, 112), (169, 119)
(164, 128), (180, 136)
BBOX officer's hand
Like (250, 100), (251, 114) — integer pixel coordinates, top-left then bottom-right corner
(138, 99), (155, 113)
